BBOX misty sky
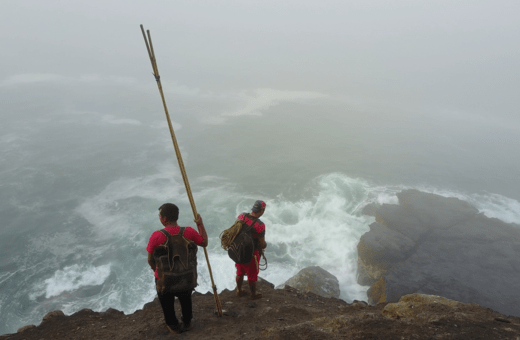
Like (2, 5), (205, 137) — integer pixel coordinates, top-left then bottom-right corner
(1, 0), (519, 128)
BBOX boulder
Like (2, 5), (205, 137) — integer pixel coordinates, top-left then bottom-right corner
(42, 310), (64, 322)
(358, 189), (520, 316)
(382, 293), (478, 320)
(281, 266), (340, 298)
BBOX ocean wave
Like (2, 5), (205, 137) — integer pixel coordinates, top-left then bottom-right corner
(29, 264), (111, 300)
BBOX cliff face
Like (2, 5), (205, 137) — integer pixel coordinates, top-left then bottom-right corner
(4, 279), (520, 339)
(358, 189), (520, 317)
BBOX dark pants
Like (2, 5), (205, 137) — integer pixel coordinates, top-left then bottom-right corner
(155, 280), (193, 326)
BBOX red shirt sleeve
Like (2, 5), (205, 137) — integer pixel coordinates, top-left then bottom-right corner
(146, 230), (167, 253)
(182, 227), (204, 246)
(254, 221), (265, 235)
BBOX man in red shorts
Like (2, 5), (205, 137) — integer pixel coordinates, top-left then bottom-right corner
(235, 200), (267, 300)
(146, 203), (208, 334)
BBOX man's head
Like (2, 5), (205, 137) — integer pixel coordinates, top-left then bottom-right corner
(158, 203), (179, 223)
(251, 200), (266, 215)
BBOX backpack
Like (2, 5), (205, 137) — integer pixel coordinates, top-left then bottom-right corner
(153, 227), (198, 293)
(223, 214), (259, 265)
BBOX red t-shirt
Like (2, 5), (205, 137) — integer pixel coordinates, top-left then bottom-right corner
(146, 225), (204, 278)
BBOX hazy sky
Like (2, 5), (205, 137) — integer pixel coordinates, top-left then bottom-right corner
(1, 0), (519, 126)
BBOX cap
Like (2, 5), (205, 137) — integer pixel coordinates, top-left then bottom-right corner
(251, 200), (266, 213)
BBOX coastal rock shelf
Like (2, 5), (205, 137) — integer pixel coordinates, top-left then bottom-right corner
(358, 189), (520, 317)
(4, 279), (520, 339)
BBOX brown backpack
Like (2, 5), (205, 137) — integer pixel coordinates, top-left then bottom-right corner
(153, 228), (198, 293)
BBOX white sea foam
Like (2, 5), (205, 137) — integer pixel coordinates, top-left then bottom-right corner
(190, 173), (374, 300)
(75, 161), (187, 238)
(258, 174), (372, 300)
(411, 185), (520, 226)
(469, 193), (520, 225)
(29, 264), (111, 300)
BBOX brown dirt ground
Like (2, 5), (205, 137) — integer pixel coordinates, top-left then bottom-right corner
(3, 278), (520, 340)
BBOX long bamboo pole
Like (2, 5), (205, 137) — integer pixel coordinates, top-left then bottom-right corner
(140, 24), (223, 317)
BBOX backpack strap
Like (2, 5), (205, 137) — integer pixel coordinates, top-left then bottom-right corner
(159, 227), (191, 270)
(243, 213), (260, 233)
(159, 228), (187, 243)
(245, 213), (259, 226)
(159, 229), (171, 238)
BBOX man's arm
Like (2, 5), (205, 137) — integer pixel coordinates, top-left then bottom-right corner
(147, 252), (156, 271)
(258, 237), (267, 250)
(194, 214), (208, 247)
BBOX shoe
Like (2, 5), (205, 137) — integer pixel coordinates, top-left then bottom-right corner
(166, 323), (183, 334)
(181, 317), (192, 331)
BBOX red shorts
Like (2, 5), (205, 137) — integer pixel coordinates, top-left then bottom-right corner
(235, 250), (260, 282)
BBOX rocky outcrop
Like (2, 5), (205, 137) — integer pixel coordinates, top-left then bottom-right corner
(358, 189), (520, 317)
(382, 293), (477, 320)
(280, 266), (340, 298)
(4, 280), (520, 339)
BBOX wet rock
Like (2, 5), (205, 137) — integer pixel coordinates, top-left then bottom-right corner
(42, 310), (64, 322)
(257, 276), (275, 288)
(367, 277), (386, 305)
(357, 222), (415, 286)
(16, 325), (35, 333)
(357, 189), (520, 317)
(361, 203), (381, 217)
(108, 307), (126, 316)
(281, 266), (340, 298)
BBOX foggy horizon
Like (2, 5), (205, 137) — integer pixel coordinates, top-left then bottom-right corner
(1, 1), (519, 124)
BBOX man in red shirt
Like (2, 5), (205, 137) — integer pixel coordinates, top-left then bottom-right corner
(146, 203), (208, 334)
(235, 200), (267, 300)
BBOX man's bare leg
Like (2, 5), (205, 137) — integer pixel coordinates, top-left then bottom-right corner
(249, 280), (262, 300)
(236, 275), (247, 297)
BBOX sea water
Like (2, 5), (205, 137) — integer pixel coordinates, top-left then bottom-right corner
(1, 82), (519, 335)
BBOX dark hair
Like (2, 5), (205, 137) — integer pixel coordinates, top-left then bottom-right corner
(158, 203), (179, 222)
